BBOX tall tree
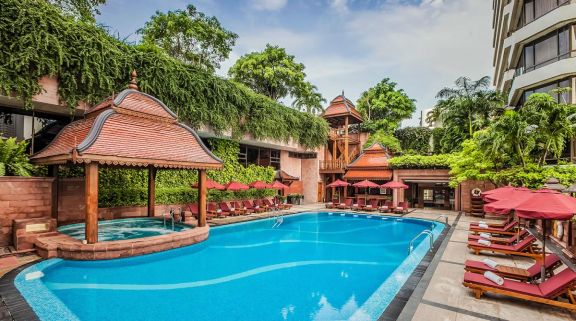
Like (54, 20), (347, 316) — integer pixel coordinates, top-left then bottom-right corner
(138, 5), (238, 72)
(429, 76), (505, 152)
(49, 0), (105, 21)
(228, 44), (325, 113)
(356, 78), (416, 133)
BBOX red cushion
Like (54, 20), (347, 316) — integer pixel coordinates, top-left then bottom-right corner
(538, 268), (576, 298)
(526, 254), (561, 277)
(468, 236), (535, 251)
(464, 260), (496, 273)
(464, 272), (543, 297)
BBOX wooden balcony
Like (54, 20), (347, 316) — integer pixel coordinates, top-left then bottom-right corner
(319, 160), (345, 173)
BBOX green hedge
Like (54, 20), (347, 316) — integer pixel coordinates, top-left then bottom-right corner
(388, 154), (455, 169)
(0, 0), (328, 149)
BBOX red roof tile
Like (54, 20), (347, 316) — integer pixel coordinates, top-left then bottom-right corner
(343, 143), (391, 180)
(322, 94), (363, 125)
(31, 89), (222, 170)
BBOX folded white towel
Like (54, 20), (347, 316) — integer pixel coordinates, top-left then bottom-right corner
(478, 239), (491, 246)
(484, 271), (504, 285)
(483, 258), (499, 269)
(380, 206), (388, 210)
(479, 233), (491, 240)
(255, 205), (260, 209)
(478, 223), (489, 229)
(216, 209), (222, 213)
(230, 208), (235, 211)
(340, 203), (345, 206)
(353, 204), (358, 207)
(365, 205), (372, 208)
(396, 207), (403, 210)
(479, 221), (486, 225)
(243, 207), (247, 210)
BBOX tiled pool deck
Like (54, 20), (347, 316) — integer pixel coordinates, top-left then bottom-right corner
(1, 204), (575, 321)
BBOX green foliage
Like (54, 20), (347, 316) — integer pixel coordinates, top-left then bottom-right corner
(49, 0), (105, 22)
(363, 130), (401, 154)
(138, 4), (237, 72)
(356, 78), (416, 133)
(228, 44), (325, 113)
(448, 139), (498, 187)
(394, 127), (432, 155)
(429, 76), (505, 152)
(0, 0), (328, 149)
(0, 137), (35, 176)
(431, 127), (447, 154)
(491, 164), (576, 189)
(94, 138), (276, 207)
(389, 154), (454, 169)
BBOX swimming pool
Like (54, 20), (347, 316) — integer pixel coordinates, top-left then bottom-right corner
(16, 212), (445, 321)
(58, 218), (192, 241)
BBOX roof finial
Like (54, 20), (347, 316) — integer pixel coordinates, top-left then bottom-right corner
(128, 70), (138, 90)
(341, 90), (345, 98)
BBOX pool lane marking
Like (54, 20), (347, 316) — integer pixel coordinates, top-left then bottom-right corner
(44, 260), (394, 291)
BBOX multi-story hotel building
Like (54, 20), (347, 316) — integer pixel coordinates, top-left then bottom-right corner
(492, 0), (576, 107)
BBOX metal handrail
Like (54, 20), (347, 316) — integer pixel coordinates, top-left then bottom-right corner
(409, 230), (434, 254)
(435, 215), (448, 225)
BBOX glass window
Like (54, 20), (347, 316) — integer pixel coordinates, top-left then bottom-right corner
(238, 145), (247, 166)
(247, 147), (259, 165)
(559, 27), (569, 57)
(423, 189), (434, 201)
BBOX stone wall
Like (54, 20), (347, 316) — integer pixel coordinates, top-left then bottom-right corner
(458, 180), (496, 213)
(0, 177), (53, 246)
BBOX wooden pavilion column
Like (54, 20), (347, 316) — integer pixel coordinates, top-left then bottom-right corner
(148, 167), (156, 217)
(198, 169), (207, 227)
(48, 165), (59, 220)
(85, 162), (99, 244)
(344, 116), (349, 164)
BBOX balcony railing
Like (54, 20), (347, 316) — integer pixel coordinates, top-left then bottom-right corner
(320, 160), (344, 171)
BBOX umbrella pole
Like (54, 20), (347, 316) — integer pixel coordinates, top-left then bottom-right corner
(541, 220), (546, 283)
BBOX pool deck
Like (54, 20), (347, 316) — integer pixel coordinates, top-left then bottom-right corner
(1, 204), (576, 321)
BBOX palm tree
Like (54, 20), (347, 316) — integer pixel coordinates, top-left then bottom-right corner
(291, 85), (325, 114)
(0, 137), (34, 176)
(430, 76), (505, 151)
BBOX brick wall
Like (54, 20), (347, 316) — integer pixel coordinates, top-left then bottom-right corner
(0, 177), (53, 246)
(458, 180), (495, 213)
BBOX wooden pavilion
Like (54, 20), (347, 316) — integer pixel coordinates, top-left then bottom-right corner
(30, 72), (223, 243)
(343, 142), (393, 202)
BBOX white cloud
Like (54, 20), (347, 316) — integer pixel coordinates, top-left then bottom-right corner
(250, 0), (288, 11)
(330, 0), (349, 14)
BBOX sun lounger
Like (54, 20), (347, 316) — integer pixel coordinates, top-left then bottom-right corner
(393, 202), (409, 214)
(470, 216), (512, 229)
(243, 200), (265, 213)
(219, 202), (242, 216)
(468, 235), (539, 256)
(469, 220), (518, 236)
(378, 200), (392, 213)
(464, 254), (562, 282)
(336, 199), (353, 209)
(253, 199), (268, 211)
(463, 268), (576, 311)
(262, 199), (279, 210)
(232, 201), (252, 214)
(352, 199), (366, 211)
(208, 203), (227, 218)
(468, 229), (529, 245)
(325, 200), (338, 208)
(363, 199), (378, 212)
(186, 203), (199, 220)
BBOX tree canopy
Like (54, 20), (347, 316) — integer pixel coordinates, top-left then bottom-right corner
(138, 5), (237, 72)
(428, 76), (505, 152)
(356, 78), (416, 133)
(228, 44), (325, 114)
(49, 0), (105, 21)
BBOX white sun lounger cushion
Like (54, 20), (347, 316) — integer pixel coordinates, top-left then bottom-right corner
(484, 271), (504, 285)
(483, 258), (498, 269)
(478, 239), (491, 246)
(479, 233), (491, 240)
(478, 223), (489, 229)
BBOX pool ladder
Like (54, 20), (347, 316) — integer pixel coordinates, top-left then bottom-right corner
(163, 208), (176, 230)
(408, 230), (434, 254)
(271, 214), (284, 228)
(434, 215), (449, 225)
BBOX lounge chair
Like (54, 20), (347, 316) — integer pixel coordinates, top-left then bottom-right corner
(393, 202), (409, 214)
(468, 229), (529, 245)
(352, 198), (366, 211)
(208, 203), (227, 218)
(232, 201), (252, 214)
(186, 203), (200, 220)
(253, 199), (268, 211)
(278, 199), (292, 210)
(219, 202), (242, 216)
(470, 216), (512, 229)
(363, 199), (379, 212)
(325, 200), (338, 209)
(464, 254), (562, 282)
(469, 220), (518, 236)
(463, 268), (576, 311)
(243, 200), (265, 213)
(336, 198), (353, 209)
(262, 199), (279, 211)
(467, 235), (540, 256)
(378, 200), (393, 213)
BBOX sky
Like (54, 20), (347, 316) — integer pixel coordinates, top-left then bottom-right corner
(96, 0), (494, 126)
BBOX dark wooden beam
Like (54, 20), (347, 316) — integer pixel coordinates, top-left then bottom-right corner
(85, 162), (99, 244)
(48, 165), (58, 220)
(148, 167), (157, 217)
(198, 170), (207, 227)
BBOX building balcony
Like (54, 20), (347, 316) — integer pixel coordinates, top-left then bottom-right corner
(319, 160), (345, 174)
(508, 56), (576, 105)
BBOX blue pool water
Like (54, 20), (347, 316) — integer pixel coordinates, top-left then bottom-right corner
(58, 218), (192, 241)
(16, 212), (444, 321)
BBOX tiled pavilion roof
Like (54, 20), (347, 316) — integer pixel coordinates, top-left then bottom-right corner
(321, 93), (363, 126)
(343, 142), (392, 181)
(31, 88), (223, 170)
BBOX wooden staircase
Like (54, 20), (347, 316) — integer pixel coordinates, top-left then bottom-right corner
(469, 197), (485, 217)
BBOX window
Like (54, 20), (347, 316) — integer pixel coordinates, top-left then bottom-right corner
(238, 144), (281, 169)
(423, 189), (434, 202)
(516, 26), (571, 74)
(521, 78), (572, 105)
(288, 151), (317, 159)
(270, 150), (280, 170)
(520, 0), (570, 27)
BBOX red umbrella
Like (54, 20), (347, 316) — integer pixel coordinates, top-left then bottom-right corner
(225, 181), (250, 191)
(483, 187), (531, 203)
(269, 180), (289, 190)
(191, 178), (225, 190)
(483, 190), (533, 215)
(326, 179), (350, 203)
(352, 179), (380, 188)
(249, 181), (270, 190)
(381, 181), (409, 189)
